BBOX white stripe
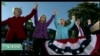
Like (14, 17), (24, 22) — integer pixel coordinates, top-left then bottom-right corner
(78, 35), (97, 55)
(53, 41), (66, 49)
(70, 38), (86, 49)
(53, 38), (86, 49)
(64, 52), (72, 55)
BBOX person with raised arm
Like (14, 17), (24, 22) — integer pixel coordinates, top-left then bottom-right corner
(32, 4), (56, 55)
(54, 10), (75, 40)
(1, 3), (38, 43)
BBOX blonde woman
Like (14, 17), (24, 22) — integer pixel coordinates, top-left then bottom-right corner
(54, 11), (75, 40)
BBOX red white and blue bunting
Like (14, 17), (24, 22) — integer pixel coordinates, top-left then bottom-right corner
(45, 34), (100, 55)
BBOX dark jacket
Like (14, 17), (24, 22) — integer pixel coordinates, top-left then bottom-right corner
(69, 24), (91, 38)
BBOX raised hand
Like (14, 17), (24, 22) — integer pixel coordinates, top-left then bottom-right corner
(87, 19), (91, 25)
(72, 15), (75, 20)
(34, 3), (38, 9)
(53, 10), (57, 15)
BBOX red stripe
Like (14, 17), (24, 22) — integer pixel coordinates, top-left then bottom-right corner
(90, 34), (100, 55)
(56, 36), (85, 44)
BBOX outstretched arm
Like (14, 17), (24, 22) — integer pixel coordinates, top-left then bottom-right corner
(46, 15), (55, 27)
(34, 4), (38, 25)
(24, 3), (38, 22)
(46, 10), (56, 27)
(1, 18), (9, 25)
(67, 15), (75, 30)
(54, 10), (59, 28)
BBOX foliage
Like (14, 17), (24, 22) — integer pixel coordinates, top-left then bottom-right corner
(68, 2), (100, 26)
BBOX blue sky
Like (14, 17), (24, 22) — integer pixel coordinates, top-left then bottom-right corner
(2, 2), (80, 30)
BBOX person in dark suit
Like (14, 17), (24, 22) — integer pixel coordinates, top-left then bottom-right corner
(69, 18), (91, 38)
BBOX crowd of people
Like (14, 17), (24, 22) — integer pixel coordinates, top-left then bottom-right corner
(1, 3), (99, 55)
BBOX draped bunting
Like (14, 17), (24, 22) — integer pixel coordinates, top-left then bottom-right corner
(44, 34), (100, 55)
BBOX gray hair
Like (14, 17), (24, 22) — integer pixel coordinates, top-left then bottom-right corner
(12, 7), (22, 15)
